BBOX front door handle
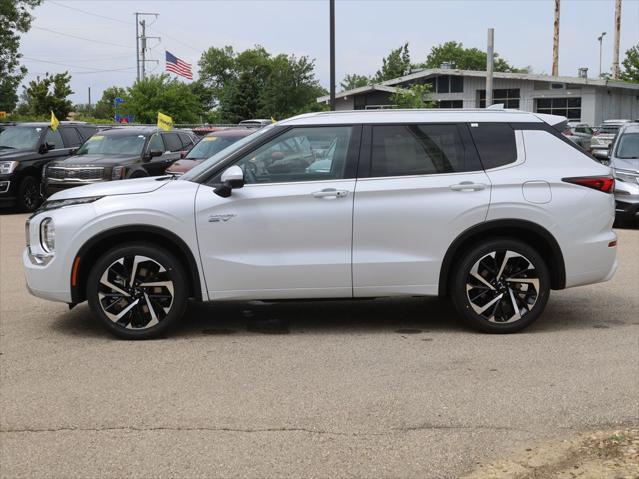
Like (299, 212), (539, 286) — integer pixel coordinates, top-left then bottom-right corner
(450, 182), (487, 192)
(312, 188), (348, 199)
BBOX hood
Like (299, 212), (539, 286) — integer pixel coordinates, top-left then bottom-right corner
(48, 176), (171, 201)
(166, 158), (202, 173)
(612, 158), (639, 173)
(0, 148), (36, 160)
(54, 153), (139, 166)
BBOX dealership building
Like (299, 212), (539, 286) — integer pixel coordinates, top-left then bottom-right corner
(318, 68), (639, 126)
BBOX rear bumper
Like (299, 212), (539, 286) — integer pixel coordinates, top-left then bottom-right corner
(614, 196), (639, 220)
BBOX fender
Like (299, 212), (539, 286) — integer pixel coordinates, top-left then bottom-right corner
(438, 219), (566, 296)
(70, 224), (203, 303)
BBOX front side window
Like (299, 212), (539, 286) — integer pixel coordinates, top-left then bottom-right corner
(370, 124), (478, 177)
(77, 133), (147, 156)
(0, 126), (42, 150)
(233, 126), (354, 184)
(44, 129), (64, 149)
(148, 133), (165, 152)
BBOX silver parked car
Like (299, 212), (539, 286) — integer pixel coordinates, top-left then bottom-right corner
(563, 122), (593, 151)
(609, 122), (639, 224)
(591, 119), (632, 161)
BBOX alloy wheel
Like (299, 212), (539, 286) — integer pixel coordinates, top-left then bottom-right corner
(97, 255), (174, 330)
(465, 250), (540, 323)
(23, 182), (39, 211)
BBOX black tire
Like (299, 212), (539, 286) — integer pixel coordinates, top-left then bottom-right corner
(87, 243), (188, 339)
(450, 238), (550, 333)
(17, 176), (42, 212)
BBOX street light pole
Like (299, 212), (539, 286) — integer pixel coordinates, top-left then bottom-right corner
(329, 0), (336, 111)
(598, 32), (606, 77)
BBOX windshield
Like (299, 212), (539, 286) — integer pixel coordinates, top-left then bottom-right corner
(180, 124), (275, 181)
(615, 132), (639, 159)
(77, 133), (146, 156)
(186, 135), (244, 159)
(0, 126), (42, 150)
(598, 125), (621, 135)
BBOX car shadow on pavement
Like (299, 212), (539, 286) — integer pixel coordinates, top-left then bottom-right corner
(48, 291), (637, 340)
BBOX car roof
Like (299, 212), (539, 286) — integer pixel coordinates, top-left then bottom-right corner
(619, 122), (639, 134)
(12, 121), (88, 127)
(98, 126), (162, 135)
(205, 128), (255, 138)
(601, 119), (631, 125)
(278, 109), (556, 126)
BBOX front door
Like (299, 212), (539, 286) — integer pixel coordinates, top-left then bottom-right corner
(195, 125), (360, 300)
(352, 123), (492, 297)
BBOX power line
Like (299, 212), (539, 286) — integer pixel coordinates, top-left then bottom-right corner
(32, 26), (134, 49)
(148, 26), (201, 54)
(48, 0), (132, 26)
(22, 56), (131, 71)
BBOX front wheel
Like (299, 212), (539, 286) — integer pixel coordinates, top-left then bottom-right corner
(450, 239), (550, 333)
(17, 176), (42, 212)
(87, 243), (188, 339)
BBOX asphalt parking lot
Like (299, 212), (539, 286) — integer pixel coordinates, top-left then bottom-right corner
(1, 211), (638, 478)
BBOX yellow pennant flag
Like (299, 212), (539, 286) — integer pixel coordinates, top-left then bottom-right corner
(271, 117), (277, 123)
(157, 112), (173, 131)
(50, 111), (59, 132)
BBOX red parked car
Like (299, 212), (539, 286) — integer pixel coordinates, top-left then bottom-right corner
(166, 128), (256, 175)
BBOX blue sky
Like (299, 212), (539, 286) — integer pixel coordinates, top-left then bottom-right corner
(19, 0), (639, 104)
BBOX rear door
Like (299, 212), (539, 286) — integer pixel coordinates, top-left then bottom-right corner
(352, 123), (491, 297)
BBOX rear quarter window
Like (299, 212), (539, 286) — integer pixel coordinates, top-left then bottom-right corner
(469, 123), (517, 169)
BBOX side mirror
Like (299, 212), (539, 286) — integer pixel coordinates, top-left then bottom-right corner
(145, 149), (163, 161)
(214, 165), (244, 198)
(69, 147), (78, 155)
(39, 143), (54, 154)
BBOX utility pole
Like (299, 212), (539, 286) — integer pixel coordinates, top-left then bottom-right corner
(134, 12), (160, 81)
(486, 28), (494, 108)
(329, 0), (336, 111)
(612, 0), (622, 79)
(598, 32), (607, 77)
(88, 87), (91, 115)
(552, 0), (561, 76)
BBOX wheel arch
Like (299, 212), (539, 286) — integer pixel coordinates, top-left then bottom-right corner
(70, 225), (203, 304)
(438, 219), (566, 296)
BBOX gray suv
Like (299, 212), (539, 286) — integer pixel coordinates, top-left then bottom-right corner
(609, 122), (639, 224)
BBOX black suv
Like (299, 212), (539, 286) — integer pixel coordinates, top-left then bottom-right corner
(43, 127), (196, 197)
(0, 122), (96, 211)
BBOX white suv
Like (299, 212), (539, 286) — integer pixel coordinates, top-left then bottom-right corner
(23, 110), (618, 339)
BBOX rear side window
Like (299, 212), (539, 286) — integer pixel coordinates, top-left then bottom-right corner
(163, 133), (182, 152)
(60, 127), (83, 147)
(370, 124), (481, 177)
(79, 126), (98, 141)
(178, 133), (194, 149)
(469, 123), (517, 169)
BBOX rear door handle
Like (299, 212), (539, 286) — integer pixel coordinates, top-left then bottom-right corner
(312, 188), (348, 199)
(450, 182), (487, 192)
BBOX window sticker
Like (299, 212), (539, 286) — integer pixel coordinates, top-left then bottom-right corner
(203, 136), (219, 142)
(89, 135), (105, 141)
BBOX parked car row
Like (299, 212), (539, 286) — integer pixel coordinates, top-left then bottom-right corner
(609, 121), (639, 224)
(0, 121), (260, 212)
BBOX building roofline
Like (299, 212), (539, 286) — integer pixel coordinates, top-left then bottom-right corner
(318, 68), (639, 102)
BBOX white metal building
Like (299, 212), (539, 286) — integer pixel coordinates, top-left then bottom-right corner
(318, 68), (639, 126)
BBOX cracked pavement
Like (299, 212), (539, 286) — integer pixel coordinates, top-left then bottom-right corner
(1, 212), (638, 478)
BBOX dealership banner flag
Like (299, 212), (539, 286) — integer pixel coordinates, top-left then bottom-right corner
(50, 111), (59, 132)
(157, 112), (173, 131)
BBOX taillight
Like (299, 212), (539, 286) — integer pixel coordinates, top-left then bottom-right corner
(563, 176), (615, 193)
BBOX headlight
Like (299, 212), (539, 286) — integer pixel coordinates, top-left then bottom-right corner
(40, 196), (103, 211)
(613, 169), (639, 184)
(0, 161), (18, 174)
(111, 166), (126, 180)
(40, 218), (55, 252)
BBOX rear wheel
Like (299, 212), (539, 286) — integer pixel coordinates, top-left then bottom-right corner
(17, 176), (41, 212)
(87, 243), (188, 339)
(450, 239), (550, 333)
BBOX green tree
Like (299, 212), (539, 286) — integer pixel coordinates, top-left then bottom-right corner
(126, 74), (201, 123)
(199, 45), (325, 122)
(340, 74), (369, 91)
(422, 41), (527, 73)
(0, 0), (42, 112)
(390, 83), (434, 109)
(23, 72), (74, 118)
(93, 86), (128, 120)
(619, 44), (639, 83)
(373, 43), (412, 83)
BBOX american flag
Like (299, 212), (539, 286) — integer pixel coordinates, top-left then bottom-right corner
(165, 51), (192, 80)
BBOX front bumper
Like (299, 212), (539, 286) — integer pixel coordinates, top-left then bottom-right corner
(23, 247), (72, 303)
(591, 148), (609, 159)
